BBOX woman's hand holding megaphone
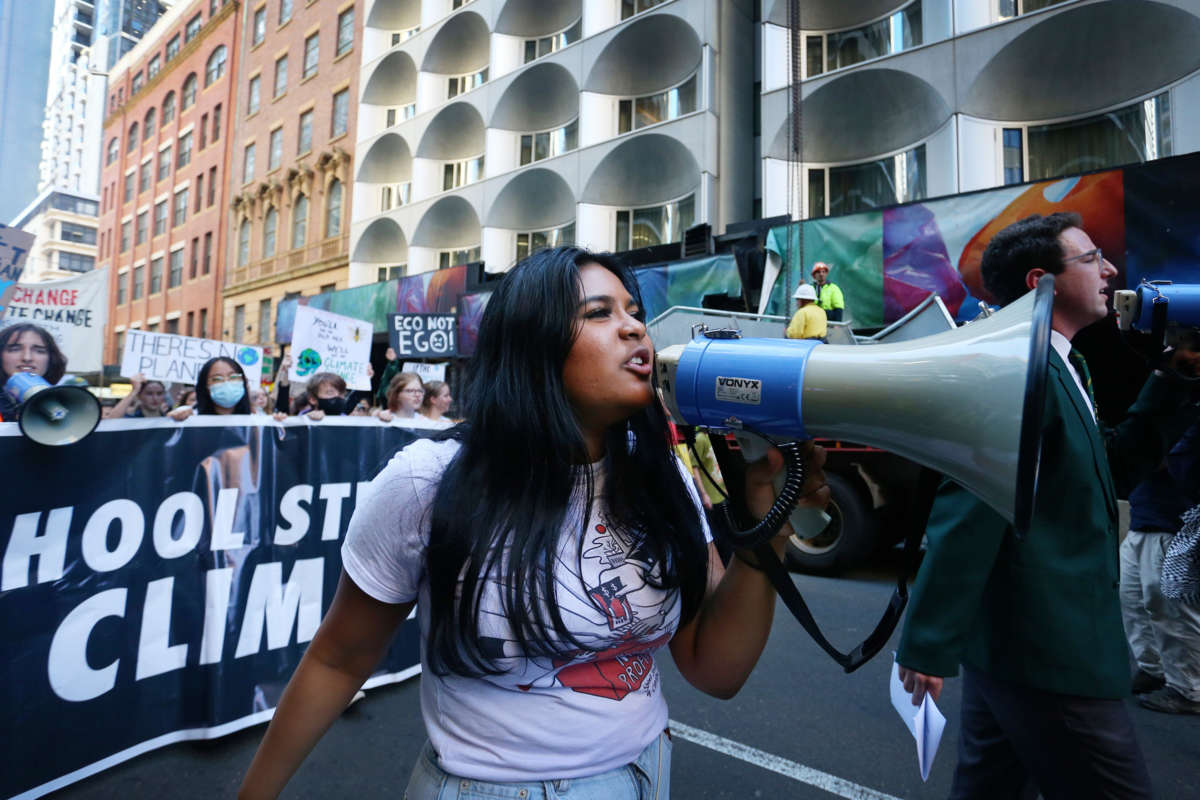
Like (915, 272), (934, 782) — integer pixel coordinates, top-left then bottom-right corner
(740, 440), (830, 564)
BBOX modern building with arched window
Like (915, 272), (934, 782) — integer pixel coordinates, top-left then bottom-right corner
(350, 0), (755, 281)
(761, 0), (1200, 219)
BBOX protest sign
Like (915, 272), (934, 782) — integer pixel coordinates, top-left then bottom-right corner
(402, 361), (447, 382)
(388, 313), (457, 358)
(0, 268), (109, 372)
(0, 223), (35, 316)
(289, 305), (372, 390)
(120, 330), (264, 386)
(0, 418), (428, 798)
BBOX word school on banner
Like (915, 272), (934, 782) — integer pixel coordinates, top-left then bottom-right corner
(290, 305), (373, 390)
(388, 313), (458, 358)
(0, 268), (110, 372)
(120, 330), (264, 386)
(0, 419), (425, 799)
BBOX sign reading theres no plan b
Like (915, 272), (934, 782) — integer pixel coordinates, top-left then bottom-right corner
(120, 330), (264, 385)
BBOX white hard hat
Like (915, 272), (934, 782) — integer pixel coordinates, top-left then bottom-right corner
(793, 283), (817, 300)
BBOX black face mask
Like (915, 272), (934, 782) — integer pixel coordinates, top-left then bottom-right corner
(316, 395), (346, 415)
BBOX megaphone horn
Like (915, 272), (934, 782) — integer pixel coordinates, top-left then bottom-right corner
(657, 275), (1055, 536)
(4, 372), (103, 447)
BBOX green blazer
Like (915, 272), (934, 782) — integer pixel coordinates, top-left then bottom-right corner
(898, 350), (1191, 699)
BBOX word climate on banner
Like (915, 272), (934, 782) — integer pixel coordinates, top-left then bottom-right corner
(0, 420), (425, 799)
(0, 268), (110, 372)
(121, 330), (264, 385)
(388, 313), (457, 358)
(290, 305), (372, 390)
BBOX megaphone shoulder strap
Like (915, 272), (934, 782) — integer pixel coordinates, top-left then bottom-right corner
(751, 466), (940, 674)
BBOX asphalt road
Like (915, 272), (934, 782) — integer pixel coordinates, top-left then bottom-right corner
(47, 559), (1200, 799)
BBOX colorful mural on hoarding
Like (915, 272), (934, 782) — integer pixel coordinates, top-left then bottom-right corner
(762, 156), (1191, 328)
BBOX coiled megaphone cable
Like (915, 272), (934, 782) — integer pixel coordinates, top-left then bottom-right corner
(719, 433), (808, 551)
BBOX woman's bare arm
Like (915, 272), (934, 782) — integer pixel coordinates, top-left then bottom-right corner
(670, 442), (828, 698)
(239, 572), (414, 799)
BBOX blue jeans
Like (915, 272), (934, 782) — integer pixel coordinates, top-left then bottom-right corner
(402, 729), (672, 800)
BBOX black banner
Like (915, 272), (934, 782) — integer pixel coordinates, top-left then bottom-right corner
(0, 418), (429, 798)
(388, 313), (459, 358)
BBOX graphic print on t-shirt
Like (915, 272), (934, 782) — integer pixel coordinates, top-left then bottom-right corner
(482, 512), (679, 701)
(542, 518), (673, 700)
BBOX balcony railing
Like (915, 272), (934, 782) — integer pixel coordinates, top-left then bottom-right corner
(229, 234), (348, 287)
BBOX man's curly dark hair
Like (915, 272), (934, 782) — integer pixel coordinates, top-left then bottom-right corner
(980, 212), (1083, 307)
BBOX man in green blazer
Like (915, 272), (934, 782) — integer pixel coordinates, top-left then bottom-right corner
(896, 212), (1196, 799)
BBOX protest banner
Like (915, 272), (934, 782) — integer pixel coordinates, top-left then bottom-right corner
(402, 361), (447, 382)
(0, 268), (109, 372)
(0, 223), (35, 316)
(388, 313), (458, 358)
(0, 418), (428, 798)
(289, 305), (373, 390)
(120, 330), (264, 386)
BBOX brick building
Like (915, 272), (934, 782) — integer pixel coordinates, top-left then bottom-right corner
(97, 0), (241, 364)
(222, 0), (361, 349)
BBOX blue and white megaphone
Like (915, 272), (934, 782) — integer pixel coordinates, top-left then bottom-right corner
(1115, 280), (1200, 345)
(656, 276), (1056, 537)
(4, 372), (102, 446)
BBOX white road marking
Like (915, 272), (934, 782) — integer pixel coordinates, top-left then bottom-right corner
(667, 720), (903, 800)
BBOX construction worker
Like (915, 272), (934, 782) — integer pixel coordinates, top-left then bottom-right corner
(785, 283), (827, 341)
(811, 262), (845, 322)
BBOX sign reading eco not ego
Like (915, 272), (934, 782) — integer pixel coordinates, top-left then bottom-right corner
(388, 313), (457, 358)
(120, 330), (264, 385)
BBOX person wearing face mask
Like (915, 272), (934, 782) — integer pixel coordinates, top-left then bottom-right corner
(168, 357), (253, 421)
(0, 323), (68, 422)
(105, 373), (170, 418)
(302, 372), (371, 421)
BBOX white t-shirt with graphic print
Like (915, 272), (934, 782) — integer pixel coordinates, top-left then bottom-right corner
(341, 437), (711, 782)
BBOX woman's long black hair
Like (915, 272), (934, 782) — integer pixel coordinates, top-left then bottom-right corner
(194, 356), (252, 415)
(425, 246), (711, 676)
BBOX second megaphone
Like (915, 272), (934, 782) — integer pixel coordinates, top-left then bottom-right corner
(656, 276), (1055, 537)
(3, 371), (102, 446)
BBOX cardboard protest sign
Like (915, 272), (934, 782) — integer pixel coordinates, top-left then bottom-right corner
(121, 330), (264, 385)
(289, 305), (372, 390)
(401, 361), (447, 382)
(0, 223), (35, 317)
(388, 313), (457, 358)
(0, 268), (109, 372)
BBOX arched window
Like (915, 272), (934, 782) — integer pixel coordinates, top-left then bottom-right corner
(291, 194), (308, 249)
(162, 91), (176, 123)
(182, 74), (197, 110)
(106, 137), (119, 165)
(205, 46), (227, 87)
(325, 180), (342, 238)
(263, 206), (277, 256)
(238, 218), (251, 266)
(143, 108), (156, 139)
(127, 122), (139, 152)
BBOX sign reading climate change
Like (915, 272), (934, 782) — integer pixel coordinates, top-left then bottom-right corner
(388, 313), (458, 358)
(120, 330), (264, 386)
(289, 305), (373, 390)
(0, 268), (109, 372)
(0, 419), (427, 799)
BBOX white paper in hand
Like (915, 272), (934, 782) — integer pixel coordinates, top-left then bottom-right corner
(889, 656), (947, 781)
